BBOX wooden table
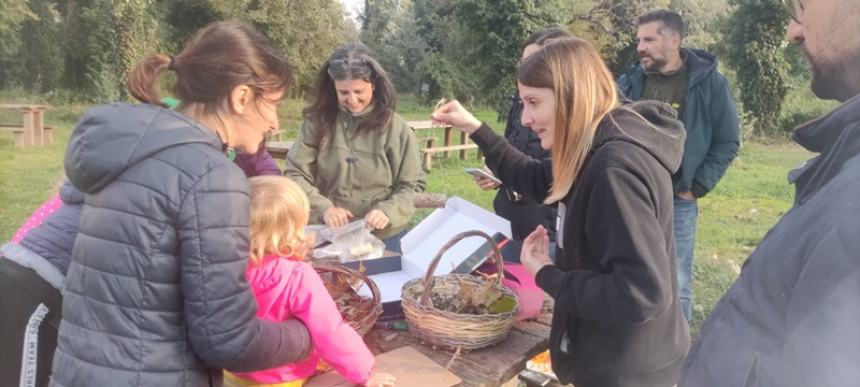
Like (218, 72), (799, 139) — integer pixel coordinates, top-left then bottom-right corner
(408, 120), (482, 171)
(365, 307), (553, 387)
(266, 140), (294, 160)
(0, 103), (50, 148)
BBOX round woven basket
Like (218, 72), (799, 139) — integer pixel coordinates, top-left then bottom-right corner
(401, 230), (519, 350)
(314, 263), (383, 337)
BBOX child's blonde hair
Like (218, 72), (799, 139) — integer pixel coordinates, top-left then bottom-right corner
(248, 176), (311, 264)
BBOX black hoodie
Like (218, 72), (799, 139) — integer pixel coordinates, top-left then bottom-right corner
(471, 100), (690, 387)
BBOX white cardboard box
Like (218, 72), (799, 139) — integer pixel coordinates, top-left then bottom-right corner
(360, 197), (511, 309)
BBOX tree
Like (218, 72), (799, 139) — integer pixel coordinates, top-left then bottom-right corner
(386, 0), (564, 114)
(0, 0), (35, 90)
(455, 0), (565, 116)
(362, 0), (399, 53)
(0, 0), (35, 63)
(721, 0), (789, 136)
(375, 4), (431, 93)
(1, 0), (61, 92)
(566, 0), (669, 75)
(245, 0), (350, 94)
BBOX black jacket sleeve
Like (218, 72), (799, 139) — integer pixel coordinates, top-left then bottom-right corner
(178, 162), (311, 371)
(535, 167), (674, 324)
(470, 123), (553, 203)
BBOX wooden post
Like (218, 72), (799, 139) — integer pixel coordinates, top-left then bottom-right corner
(443, 126), (453, 159)
(43, 126), (53, 145)
(459, 131), (468, 160)
(32, 108), (45, 146)
(13, 129), (26, 148)
(21, 109), (35, 147)
(422, 138), (437, 171)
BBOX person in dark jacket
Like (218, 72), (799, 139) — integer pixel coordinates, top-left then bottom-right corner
(51, 21), (311, 386)
(433, 37), (689, 387)
(616, 10), (740, 322)
(1, 157), (282, 387)
(1, 181), (82, 387)
(680, 1), (860, 386)
(472, 27), (567, 263)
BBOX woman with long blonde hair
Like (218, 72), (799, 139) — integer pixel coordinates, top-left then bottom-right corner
(432, 37), (690, 387)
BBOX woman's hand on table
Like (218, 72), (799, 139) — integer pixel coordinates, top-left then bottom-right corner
(365, 372), (396, 387)
(431, 99), (482, 134)
(364, 209), (390, 230)
(323, 207), (353, 229)
(521, 225), (553, 277)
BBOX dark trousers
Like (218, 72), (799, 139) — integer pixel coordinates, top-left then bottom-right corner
(0, 258), (63, 387)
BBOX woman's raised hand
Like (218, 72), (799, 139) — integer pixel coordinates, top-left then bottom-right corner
(431, 99), (482, 134)
(323, 207), (353, 229)
(521, 225), (553, 277)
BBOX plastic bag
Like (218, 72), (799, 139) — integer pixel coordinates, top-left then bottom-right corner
(311, 220), (385, 263)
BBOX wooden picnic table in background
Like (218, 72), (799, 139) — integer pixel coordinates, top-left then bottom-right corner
(364, 304), (553, 387)
(0, 103), (51, 148)
(407, 120), (483, 171)
(266, 140), (294, 160)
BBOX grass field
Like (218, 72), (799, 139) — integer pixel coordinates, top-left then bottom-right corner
(0, 94), (812, 333)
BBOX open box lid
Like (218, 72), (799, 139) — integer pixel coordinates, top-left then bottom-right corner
(364, 197), (511, 304)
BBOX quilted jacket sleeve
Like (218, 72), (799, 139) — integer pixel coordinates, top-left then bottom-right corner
(177, 162), (311, 372)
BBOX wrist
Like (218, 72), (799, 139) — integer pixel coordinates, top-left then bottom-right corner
(463, 119), (482, 134)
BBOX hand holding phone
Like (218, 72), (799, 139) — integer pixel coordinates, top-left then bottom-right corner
(465, 167), (502, 187)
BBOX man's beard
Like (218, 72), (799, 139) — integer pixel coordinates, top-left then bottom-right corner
(640, 55), (668, 72)
(806, 48), (858, 102)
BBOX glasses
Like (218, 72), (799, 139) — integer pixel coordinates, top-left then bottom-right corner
(781, 0), (804, 23)
(327, 58), (372, 77)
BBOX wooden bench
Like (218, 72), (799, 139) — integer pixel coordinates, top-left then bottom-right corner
(0, 104), (49, 148)
(265, 140), (294, 160)
(407, 120), (482, 171)
(0, 124), (27, 148)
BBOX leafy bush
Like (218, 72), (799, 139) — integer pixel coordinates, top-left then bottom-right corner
(777, 86), (839, 136)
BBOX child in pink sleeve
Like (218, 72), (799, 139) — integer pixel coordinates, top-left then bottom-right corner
(225, 176), (394, 387)
(10, 194), (62, 243)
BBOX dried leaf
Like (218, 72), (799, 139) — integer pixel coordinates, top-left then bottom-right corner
(488, 296), (517, 314)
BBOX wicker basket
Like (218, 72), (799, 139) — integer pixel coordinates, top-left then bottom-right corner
(314, 263), (383, 336)
(401, 230), (519, 350)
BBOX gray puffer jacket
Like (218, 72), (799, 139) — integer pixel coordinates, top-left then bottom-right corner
(51, 103), (311, 387)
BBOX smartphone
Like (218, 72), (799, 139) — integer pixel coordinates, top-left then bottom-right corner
(464, 168), (502, 185)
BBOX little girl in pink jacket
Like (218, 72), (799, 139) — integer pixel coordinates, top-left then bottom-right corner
(225, 176), (394, 387)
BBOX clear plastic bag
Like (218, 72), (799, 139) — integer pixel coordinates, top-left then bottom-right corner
(311, 220), (385, 262)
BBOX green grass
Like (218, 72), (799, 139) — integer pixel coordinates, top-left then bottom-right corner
(0, 93), (814, 335)
(690, 142), (812, 330)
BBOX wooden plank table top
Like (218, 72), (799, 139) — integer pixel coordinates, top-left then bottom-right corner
(0, 103), (49, 109)
(266, 140), (294, 160)
(365, 306), (553, 387)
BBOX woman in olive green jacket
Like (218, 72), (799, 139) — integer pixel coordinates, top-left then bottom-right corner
(284, 43), (426, 252)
